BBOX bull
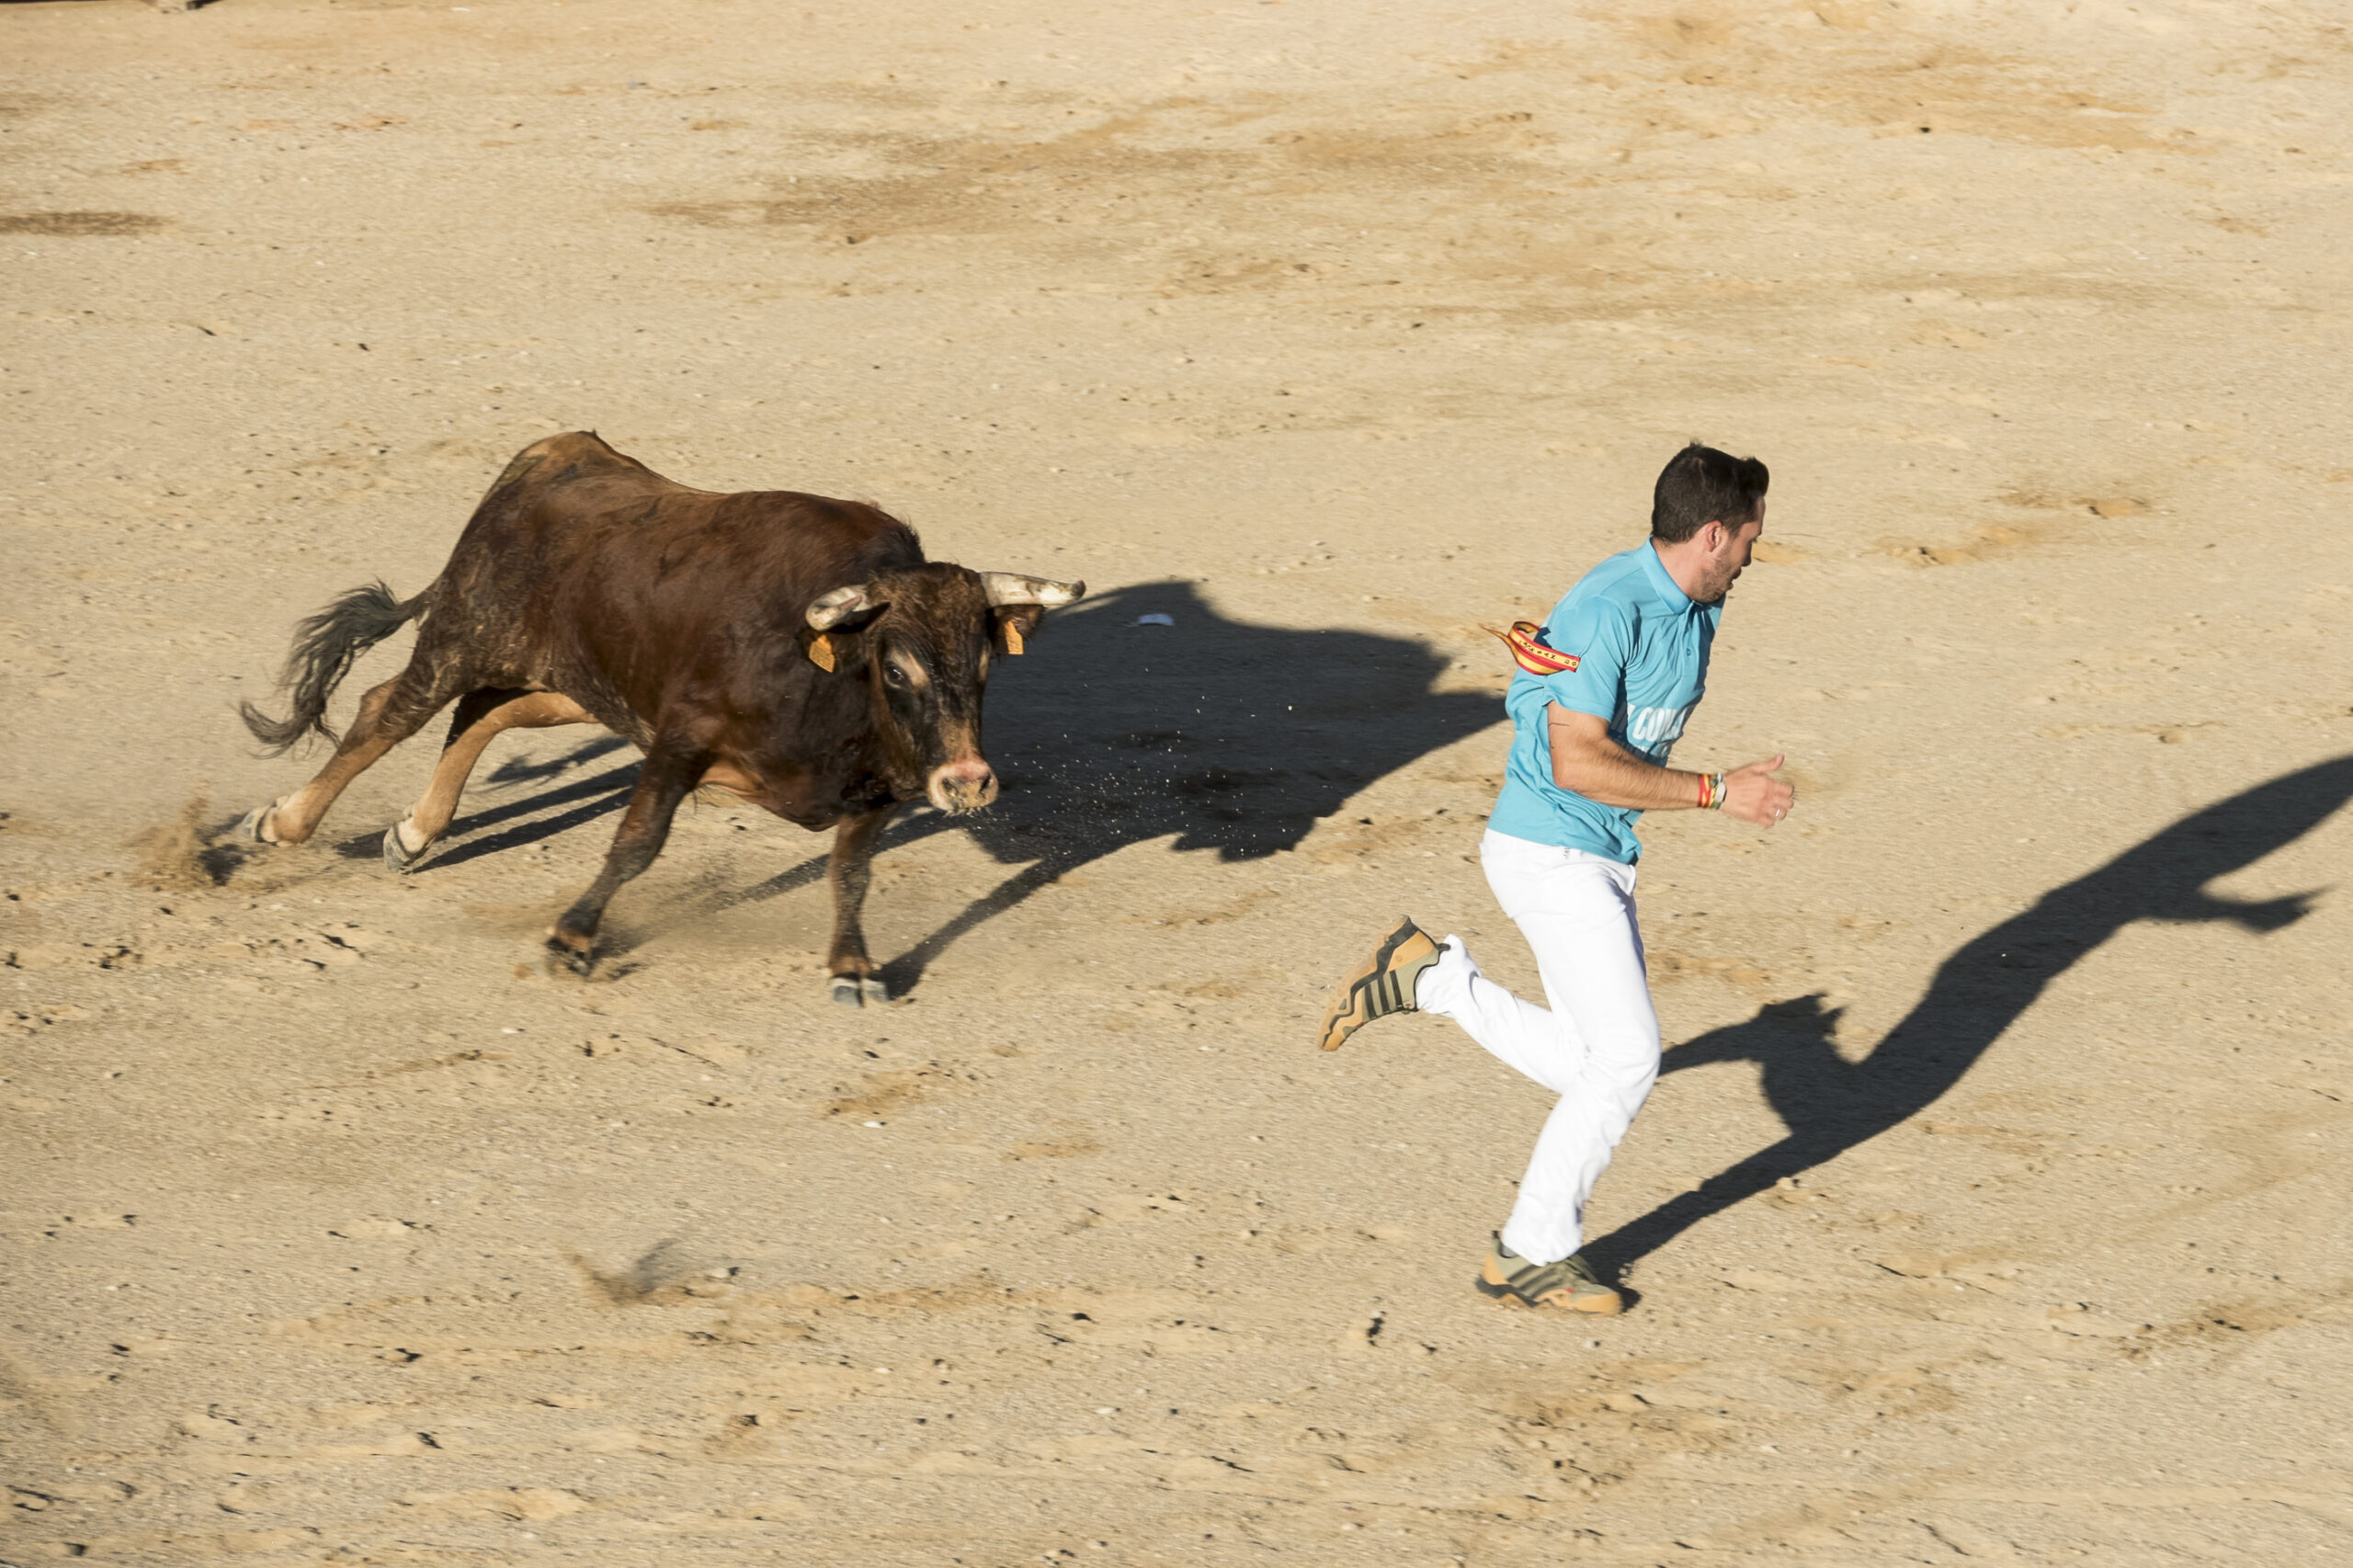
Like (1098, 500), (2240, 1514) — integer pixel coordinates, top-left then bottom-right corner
(233, 431), (1082, 1005)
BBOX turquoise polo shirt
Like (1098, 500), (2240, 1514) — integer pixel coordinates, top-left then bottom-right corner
(1487, 541), (1720, 864)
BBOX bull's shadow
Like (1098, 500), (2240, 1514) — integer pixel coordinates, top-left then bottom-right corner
(1586, 753), (2353, 1285)
(732, 580), (1498, 994)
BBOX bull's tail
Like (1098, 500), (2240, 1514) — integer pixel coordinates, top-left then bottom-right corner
(239, 580), (429, 756)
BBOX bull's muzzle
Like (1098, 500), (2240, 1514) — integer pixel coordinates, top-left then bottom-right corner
(927, 756), (999, 814)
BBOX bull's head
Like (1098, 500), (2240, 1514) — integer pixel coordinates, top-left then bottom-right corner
(803, 567), (1084, 813)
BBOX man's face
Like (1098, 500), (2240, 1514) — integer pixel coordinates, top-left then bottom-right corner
(1696, 499), (1766, 605)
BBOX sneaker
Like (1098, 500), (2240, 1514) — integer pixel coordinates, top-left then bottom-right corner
(1315, 916), (1442, 1051)
(1476, 1234), (1624, 1315)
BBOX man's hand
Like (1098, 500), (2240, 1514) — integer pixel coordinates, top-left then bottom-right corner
(1720, 755), (1795, 827)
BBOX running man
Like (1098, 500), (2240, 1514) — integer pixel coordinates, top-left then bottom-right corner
(1314, 444), (1794, 1315)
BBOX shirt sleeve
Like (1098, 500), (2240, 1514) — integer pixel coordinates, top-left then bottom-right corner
(1539, 597), (1631, 722)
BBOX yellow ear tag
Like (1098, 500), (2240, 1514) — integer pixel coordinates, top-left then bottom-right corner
(1002, 620), (1026, 656)
(808, 632), (837, 672)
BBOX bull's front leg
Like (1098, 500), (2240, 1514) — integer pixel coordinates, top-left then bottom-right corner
(825, 802), (899, 1006)
(544, 741), (705, 975)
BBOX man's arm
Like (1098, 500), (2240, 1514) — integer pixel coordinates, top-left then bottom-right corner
(1546, 705), (1795, 826)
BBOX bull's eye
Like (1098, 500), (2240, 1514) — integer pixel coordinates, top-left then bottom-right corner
(883, 663), (910, 687)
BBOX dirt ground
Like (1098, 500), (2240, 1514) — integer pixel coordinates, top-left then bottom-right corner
(5, 0), (2352, 1562)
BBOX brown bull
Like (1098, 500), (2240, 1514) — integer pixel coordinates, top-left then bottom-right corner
(234, 432), (1081, 1004)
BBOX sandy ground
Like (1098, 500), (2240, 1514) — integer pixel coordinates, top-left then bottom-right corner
(5, 0), (2353, 1562)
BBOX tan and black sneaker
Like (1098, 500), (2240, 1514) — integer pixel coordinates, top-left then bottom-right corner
(1315, 916), (1443, 1051)
(1476, 1234), (1624, 1315)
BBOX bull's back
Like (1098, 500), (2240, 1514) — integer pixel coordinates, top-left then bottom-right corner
(435, 433), (923, 717)
(451, 432), (916, 596)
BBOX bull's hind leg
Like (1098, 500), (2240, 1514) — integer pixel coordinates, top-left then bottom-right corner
(384, 689), (594, 870)
(543, 739), (706, 975)
(825, 802), (900, 1006)
(249, 663), (467, 846)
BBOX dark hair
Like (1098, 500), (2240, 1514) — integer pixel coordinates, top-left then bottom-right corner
(1650, 443), (1768, 543)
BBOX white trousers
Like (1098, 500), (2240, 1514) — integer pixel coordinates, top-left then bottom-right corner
(1415, 830), (1662, 1265)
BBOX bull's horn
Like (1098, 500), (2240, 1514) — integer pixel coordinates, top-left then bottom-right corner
(807, 585), (878, 630)
(979, 573), (1086, 608)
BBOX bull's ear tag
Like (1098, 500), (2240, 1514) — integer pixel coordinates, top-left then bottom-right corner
(989, 602), (1046, 656)
(807, 631), (838, 672)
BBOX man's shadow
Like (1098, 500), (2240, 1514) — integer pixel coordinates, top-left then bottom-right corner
(413, 582), (1502, 989)
(1584, 753), (2353, 1283)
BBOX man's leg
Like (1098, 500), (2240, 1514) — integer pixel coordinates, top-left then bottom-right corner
(1310, 834), (1657, 1310)
(1411, 936), (1578, 1095)
(1493, 879), (1658, 1265)
(1417, 834), (1660, 1266)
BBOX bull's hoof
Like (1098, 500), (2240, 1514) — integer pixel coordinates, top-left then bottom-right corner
(542, 936), (596, 978)
(234, 804), (276, 845)
(830, 975), (890, 1007)
(381, 822), (429, 874)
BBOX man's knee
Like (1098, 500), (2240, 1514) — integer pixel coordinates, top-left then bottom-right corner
(1593, 1016), (1662, 1086)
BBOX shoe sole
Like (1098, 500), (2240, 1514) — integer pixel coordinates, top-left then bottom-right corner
(1315, 916), (1422, 1051)
(1474, 1272), (1624, 1315)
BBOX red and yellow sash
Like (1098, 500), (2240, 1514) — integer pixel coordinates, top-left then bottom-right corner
(1485, 619), (1580, 676)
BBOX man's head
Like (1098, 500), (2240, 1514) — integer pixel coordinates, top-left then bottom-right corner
(1650, 442), (1769, 606)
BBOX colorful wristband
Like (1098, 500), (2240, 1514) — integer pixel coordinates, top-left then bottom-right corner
(1707, 773), (1726, 811)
